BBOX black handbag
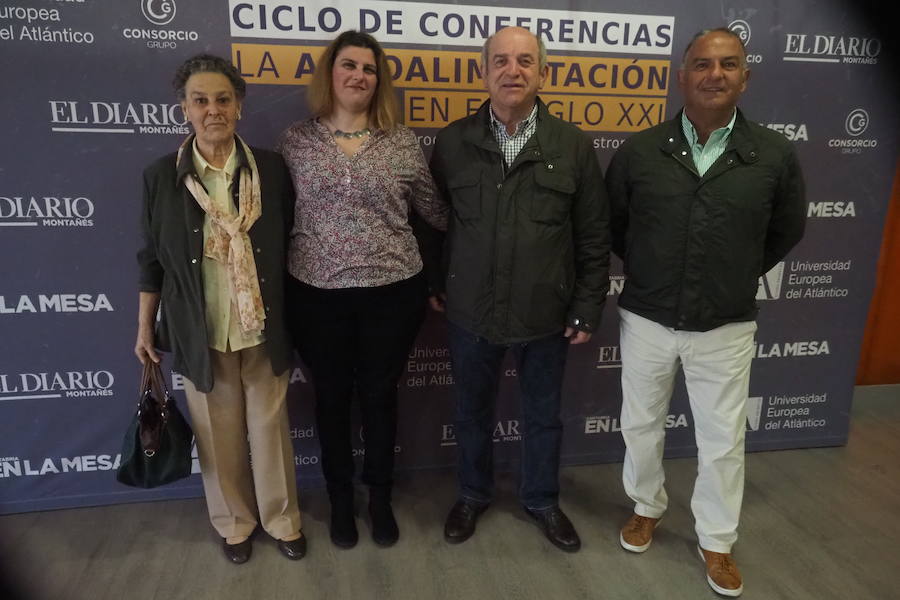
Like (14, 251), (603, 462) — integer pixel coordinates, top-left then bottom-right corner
(116, 360), (194, 488)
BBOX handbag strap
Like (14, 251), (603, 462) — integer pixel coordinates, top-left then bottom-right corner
(151, 362), (170, 408)
(139, 360), (153, 400)
(140, 361), (171, 411)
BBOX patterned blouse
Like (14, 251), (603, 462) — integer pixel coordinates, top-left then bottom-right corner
(279, 119), (447, 289)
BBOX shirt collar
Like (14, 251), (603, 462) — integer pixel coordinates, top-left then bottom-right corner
(489, 102), (538, 137)
(192, 137), (238, 179)
(681, 108), (737, 147)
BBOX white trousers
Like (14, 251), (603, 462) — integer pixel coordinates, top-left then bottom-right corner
(619, 308), (756, 553)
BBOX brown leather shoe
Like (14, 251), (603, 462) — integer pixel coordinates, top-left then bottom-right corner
(697, 546), (743, 597)
(619, 513), (661, 553)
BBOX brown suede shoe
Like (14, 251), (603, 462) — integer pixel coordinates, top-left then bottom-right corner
(619, 514), (661, 553)
(697, 546), (743, 597)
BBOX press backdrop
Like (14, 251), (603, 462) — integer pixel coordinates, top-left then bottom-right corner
(0, 0), (896, 513)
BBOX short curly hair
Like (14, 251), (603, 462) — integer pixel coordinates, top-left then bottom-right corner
(172, 54), (247, 101)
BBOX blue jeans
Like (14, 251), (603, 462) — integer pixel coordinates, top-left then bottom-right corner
(447, 322), (569, 511)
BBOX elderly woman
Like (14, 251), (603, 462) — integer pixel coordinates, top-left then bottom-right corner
(279, 31), (447, 549)
(135, 54), (305, 564)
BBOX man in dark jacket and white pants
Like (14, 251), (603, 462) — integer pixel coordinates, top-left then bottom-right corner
(606, 28), (805, 596)
(430, 26), (610, 553)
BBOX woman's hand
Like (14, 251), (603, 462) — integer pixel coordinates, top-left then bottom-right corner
(136, 292), (162, 364)
(135, 324), (160, 364)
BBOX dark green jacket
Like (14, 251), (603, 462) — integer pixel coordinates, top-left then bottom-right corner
(430, 99), (610, 344)
(137, 140), (294, 392)
(606, 109), (806, 332)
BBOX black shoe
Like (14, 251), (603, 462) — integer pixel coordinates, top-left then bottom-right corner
(444, 500), (488, 544)
(369, 498), (399, 547)
(330, 494), (359, 549)
(277, 532), (307, 560)
(525, 506), (581, 552)
(222, 537), (252, 564)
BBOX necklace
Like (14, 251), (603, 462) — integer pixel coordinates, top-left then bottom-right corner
(332, 127), (371, 139)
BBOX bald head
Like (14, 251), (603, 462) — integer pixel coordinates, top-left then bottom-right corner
(480, 26), (549, 123)
(482, 27), (547, 72)
(682, 27), (748, 69)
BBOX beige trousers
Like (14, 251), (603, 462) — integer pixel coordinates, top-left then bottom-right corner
(183, 344), (301, 540)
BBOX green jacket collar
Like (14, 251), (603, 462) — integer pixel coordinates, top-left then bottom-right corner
(660, 108), (760, 165)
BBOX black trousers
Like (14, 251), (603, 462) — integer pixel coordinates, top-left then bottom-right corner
(288, 272), (426, 500)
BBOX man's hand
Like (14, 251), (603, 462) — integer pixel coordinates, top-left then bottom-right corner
(428, 293), (447, 313)
(564, 327), (592, 345)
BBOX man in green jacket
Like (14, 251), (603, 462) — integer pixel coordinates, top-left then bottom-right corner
(430, 26), (610, 553)
(606, 29), (805, 597)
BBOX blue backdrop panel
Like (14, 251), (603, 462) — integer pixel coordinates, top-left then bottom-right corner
(0, 0), (896, 513)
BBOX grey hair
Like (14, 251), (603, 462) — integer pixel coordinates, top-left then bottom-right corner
(681, 27), (748, 69)
(173, 53), (247, 101)
(482, 28), (548, 71)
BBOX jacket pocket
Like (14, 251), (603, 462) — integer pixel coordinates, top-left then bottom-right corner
(531, 168), (575, 225)
(447, 173), (481, 221)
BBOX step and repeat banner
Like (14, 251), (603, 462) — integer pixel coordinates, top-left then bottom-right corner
(0, 1), (896, 513)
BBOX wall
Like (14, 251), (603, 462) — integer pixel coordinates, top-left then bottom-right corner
(858, 160), (900, 384)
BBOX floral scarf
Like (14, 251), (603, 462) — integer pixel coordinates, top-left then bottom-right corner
(176, 134), (265, 336)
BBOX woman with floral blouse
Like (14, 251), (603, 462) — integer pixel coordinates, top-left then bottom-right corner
(279, 30), (447, 549)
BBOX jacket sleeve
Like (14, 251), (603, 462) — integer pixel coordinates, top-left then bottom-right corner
(762, 147), (806, 273)
(137, 168), (163, 293)
(605, 144), (630, 260)
(278, 154), (296, 242)
(275, 128), (297, 242)
(566, 134), (611, 333)
(418, 130), (451, 295)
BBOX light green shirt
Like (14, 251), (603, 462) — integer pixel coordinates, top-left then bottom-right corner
(192, 140), (265, 353)
(681, 109), (737, 176)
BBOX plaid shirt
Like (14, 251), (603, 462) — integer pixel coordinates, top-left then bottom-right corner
(489, 103), (538, 168)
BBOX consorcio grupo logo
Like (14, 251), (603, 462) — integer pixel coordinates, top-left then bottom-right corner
(844, 108), (869, 136)
(141, 0), (176, 26)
